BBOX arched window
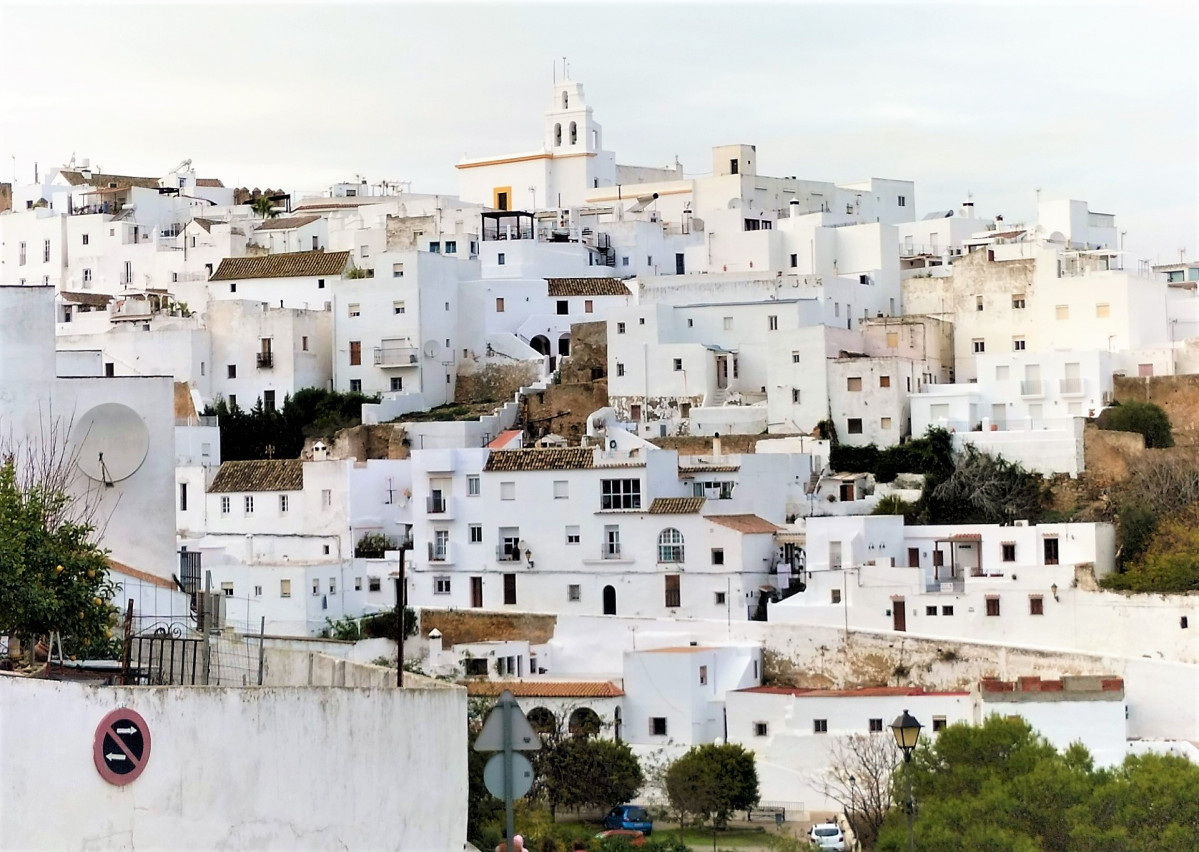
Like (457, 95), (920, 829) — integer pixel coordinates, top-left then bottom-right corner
(562, 91), (569, 109)
(554, 123), (562, 147)
(658, 528), (684, 563)
(569, 707), (602, 738)
(527, 707), (557, 735)
(569, 121), (577, 145)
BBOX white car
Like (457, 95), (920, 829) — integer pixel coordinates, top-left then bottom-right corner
(807, 821), (847, 851)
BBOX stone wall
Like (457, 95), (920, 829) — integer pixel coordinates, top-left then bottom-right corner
(316, 424), (408, 460)
(1082, 422), (1145, 483)
(420, 609), (557, 646)
(1113, 373), (1199, 445)
(455, 360), (542, 406)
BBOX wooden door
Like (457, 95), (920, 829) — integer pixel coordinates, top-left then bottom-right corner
(893, 598), (906, 632)
(470, 576), (483, 608)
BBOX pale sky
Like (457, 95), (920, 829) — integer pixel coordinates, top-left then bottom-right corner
(1, 1), (1195, 263)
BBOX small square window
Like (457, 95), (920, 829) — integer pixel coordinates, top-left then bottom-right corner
(639, 318), (645, 325)
(244, 495), (254, 514)
(1096, 303), (1110, 318)
(1012, 295), (1026, 309)
(553, 480), (568, 499)
(986, 596), (1001, 617)
(942, 605), (954, 616)
(879, 375), (891, 388)
(556, 300), (569, 315)
(754, 722), (769, 737)
(1056, 305), (1069, 320)
(673, 358), (683, 371)
(847, 418), (863, 434)
(393, 301), (406, 314)
(650, 717), (668, 736)
(881, 417), (892, 430)
(390, 377), (403, 392)
(869, 718), (884, 732)
(369, 577), (381, 592)
(566, 526), (581, 544)
(568, 584), (581, 602)
(926, 605), (938, 616)
(585, 299), (593, 313)
(434, 576), (452, 595)
(814, 719), (828, 733)
(220, 582), (233, 597)
(317, 279), (325, 289)
(831, 589), (842, 604)
(792, 351), (801, 364)
(500, 481), (515, 500)
(976, 295), (984, 311)
(617, 322), (626, 334)
(469, 525), (483, 543)
(350, 379), (362, 392)
(973, 339), (985, 353)
(1013, 338), (1026, 351)
(1002, 543), (1016, 562)
(932, 716), (947, 732)
(348, 303), (361, 318)
(714, 591), (727, 605)
(711, 548), (724, 565)
(227, 364), (237, 379)
(468, 475), (481, 496)
(1029, 595), (1044, 615)
(847, 377), (862, 391)
(280, 579), (292, 598)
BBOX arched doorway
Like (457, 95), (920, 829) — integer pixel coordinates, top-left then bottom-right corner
(527, 706), (557, 736)
(530, 335), (551, 357)
(602, 585), (616, 615)
(568, 707), (602, 738)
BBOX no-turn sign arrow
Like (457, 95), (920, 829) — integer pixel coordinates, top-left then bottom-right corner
(93, 708), (151, 786)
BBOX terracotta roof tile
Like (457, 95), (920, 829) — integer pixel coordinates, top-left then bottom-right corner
(108, 558), (176, 590)
(649, 497), (705, 514)
(705, 514), (781, 534)
(191, 218), (218, 233)
(209, 459), (304, 493)
(545, 277), (631, 297)
(209, 250), (350, 281)
(464, 681), (623, 698)
(196, 178), (225, 188)
(254, 214), (321, 232)
(679, 464), (740, 474)
(484, 448), (594, 472)
(59, 171), (160, 189)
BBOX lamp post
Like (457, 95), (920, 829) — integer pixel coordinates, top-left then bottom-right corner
(847, 774), (860, 851)
(891, 709), (923, 852)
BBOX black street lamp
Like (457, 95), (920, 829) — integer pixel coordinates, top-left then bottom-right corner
(891, 709), (923, 852)
(846, 774), (860, 851)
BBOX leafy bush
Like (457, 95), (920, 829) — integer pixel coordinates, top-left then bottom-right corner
(872, 494), (916, 521)
(830, 428), (954, 484)
(1097, 400), (1174, 448)
(1102, 503), (1199, 593)
(361, 606), (418, 640)
(354, 532), (395, 558)
(203, 387), (381, 461)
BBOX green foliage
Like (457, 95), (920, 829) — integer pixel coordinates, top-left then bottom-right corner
(250, 195), (278, 219)
(664, 743), (759, 829)
(323, 615), (361, 641)
(203, 387), (380, 461)
(360, 605), (418, 640)
(1102, 504), (1199, 593)
(537, 737), (644, 815)
(354, 531), (395, 558)
(345, 265), (368, 279)
(830, 428), (955, 484)
(874, 716), (1199, 851)
(0, 459), (119, 659)
(1114, 502), (1158, 570)
(917, 445), (1045, 525)
(872, 494), (917, 521)
(1097, 400), (1174, 448)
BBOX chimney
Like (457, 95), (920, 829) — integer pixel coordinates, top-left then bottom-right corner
(712, 432), (722, 459)
(962, 198), (975, 219)
(428, 628), (443, 659)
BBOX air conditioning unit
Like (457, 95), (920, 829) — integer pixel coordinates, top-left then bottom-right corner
(1014, 520), (1029, 527)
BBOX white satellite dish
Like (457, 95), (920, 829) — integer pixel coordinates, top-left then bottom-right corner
(422, 340), (442, 359)
(72, 403), (150, 484)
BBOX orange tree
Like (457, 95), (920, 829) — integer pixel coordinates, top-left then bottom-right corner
(0, 458), (119, 659)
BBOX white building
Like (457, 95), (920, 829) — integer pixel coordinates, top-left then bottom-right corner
(207, 250), (351, 309)
(0, 285), (175, 581)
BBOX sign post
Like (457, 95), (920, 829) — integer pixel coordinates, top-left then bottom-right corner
(475, 690), (540, 849)
(93, 708), (151, 786)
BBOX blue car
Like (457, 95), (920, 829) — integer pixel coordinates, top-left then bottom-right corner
(603, 805), (652, 835)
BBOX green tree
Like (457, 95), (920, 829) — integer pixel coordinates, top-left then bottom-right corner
(0, 458), (119, 660)
(250, 194), (278, 219)
(1097, 400), (1174, 448)
(664, 743), (759, 829)
(918, 445), (1045, 525)
(203, 387), (379, 461)
(872, 494), (916, 522)
(537, 736), (644, 816)
(1102, 503), (1199, 593)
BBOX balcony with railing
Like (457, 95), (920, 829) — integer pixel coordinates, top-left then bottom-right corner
(426, 496), (454, 518)
(374, 346), (419, 367)
(601, 543), (622, 560)
(427, 542), (450, 563)
(1019, 379), (1045, 398)
(256, 352), (274, 369)
(496, 545), (521, 563)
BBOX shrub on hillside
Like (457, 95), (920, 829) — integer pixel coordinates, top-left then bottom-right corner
(1097, 400), (1173, 448)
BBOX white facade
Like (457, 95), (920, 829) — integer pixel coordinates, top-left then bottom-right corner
(0, 286), (175, 579)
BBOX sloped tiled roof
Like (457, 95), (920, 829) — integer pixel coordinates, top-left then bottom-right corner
(190, 218), (218, 233)
(196, 178), (225, 188)
(739, 685), (968, 698)
(705, 514), (781, 534)
(678, 464), (740, 474)
(108, 558), (176, 590)
(59, 291), (113, 307)
(648, 497), (705, 514)
(545, 277), (631, 297)
(465, 680), (623, 698)
(209, 459), (304, 493)
(59, 171), (160, 189)
(209, 250), (350, 281)
(484, 448), (594, 472)
(254, 214), (321, 232)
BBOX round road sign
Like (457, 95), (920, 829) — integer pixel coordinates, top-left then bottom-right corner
(484, 752), (535, 799)
(93, 708), (151, 785)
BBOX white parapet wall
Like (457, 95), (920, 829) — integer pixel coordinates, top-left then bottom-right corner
(0, 656), (467, 851)
(954, 417), (1085, 476)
